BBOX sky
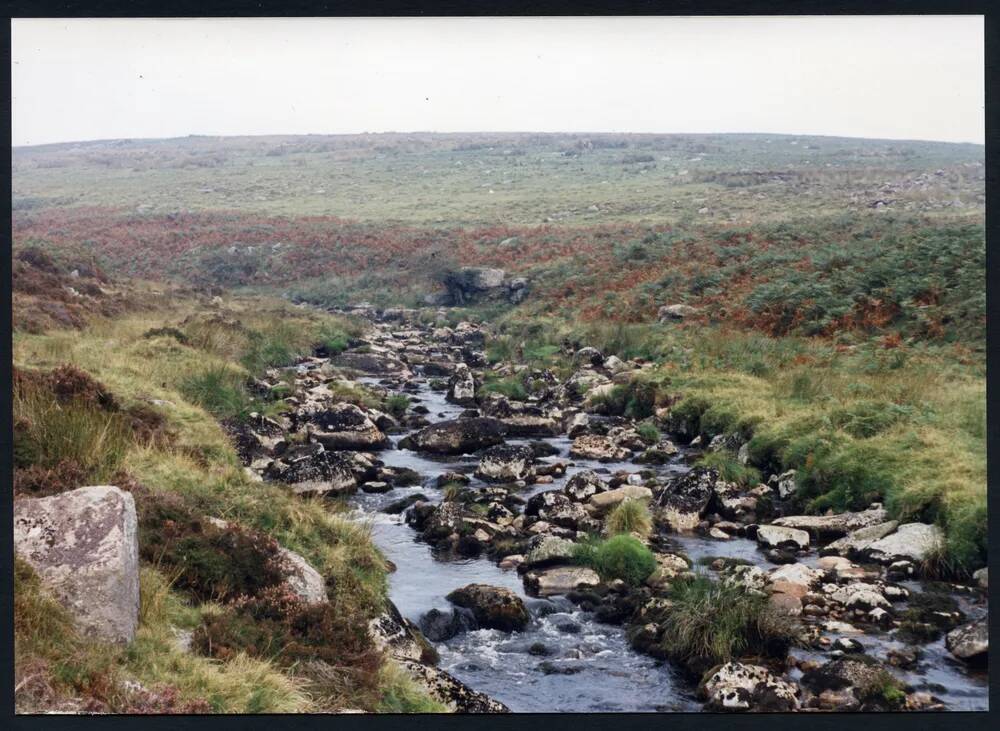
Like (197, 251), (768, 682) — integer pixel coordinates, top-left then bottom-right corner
(10, 16), (985, 147)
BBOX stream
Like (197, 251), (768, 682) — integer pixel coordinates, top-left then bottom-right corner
(342, 370), (988, 712)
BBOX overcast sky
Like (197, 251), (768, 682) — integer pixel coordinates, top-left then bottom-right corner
(11, 16), (985, 147)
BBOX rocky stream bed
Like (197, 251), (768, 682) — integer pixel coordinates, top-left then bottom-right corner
(236, 307), (988, 713)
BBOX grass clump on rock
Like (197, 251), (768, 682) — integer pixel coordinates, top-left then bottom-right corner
(656, 575), (799, 673)
(605, 499), (653, 539)
(573, 534), (657, 586)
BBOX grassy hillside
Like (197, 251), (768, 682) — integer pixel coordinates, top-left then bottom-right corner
(13, 285), (442, 713)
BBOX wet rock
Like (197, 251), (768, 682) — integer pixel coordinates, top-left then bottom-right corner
(699, 662), (800, 712)
(569, 434), (631, 461)
(360, 481), (392, 494)
(564, 470), (607, 502)
(772, 506), (888, 539)
(800, 656), (897, 707)
(399, 417), (508, 455)
(501, 414), (560, 437)
(446, 584), (530, 632)
(383, 493), (429, 514)
(14, 486), (139, 644)
(476, 444), (535, 483)
(523, 566), (602, 597)
(945, 618), (987, 664)
(654, 468), (715, 531)
(419, 607), (479, 642)
(528, 642), (551, 656)
(309, 403), (389, 450)
(862, 522), (944, 565)
(418, 502), (469, 541)
(566, 412), (591, 438)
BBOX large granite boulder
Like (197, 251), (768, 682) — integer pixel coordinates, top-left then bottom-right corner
(699, 662), (800, 712)
(476, 444), (535, 483)
(14, 485), (140, 644)
(309, 403), (389, 451)
(772, 506), (889, 540)
(276, 547), (327, 604)
(861, 523), (944, 564)
(945, 618), (987, 664)
(654, 468), (715, 531)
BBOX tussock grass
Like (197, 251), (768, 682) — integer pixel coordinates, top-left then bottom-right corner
(605, 499), (653, 539)
(657, 575), (799, 669)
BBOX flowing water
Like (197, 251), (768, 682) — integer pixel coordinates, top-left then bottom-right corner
(346, 370), (988, 712)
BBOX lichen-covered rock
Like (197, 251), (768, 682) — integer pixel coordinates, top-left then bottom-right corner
(654, 468), (715, 531)
(522, 536), (577, 569)
(14, 485), (139, 644)
(569, 434), (631, 462)
(446, 363), (476, 405)
(699, 662), (800, 712)
(309, 403), (389, 451)
(419, 607), (478, 642)
(945, 618), (987, 664)
(476, 444), (534, 483)
(772, 506), (888, 539)
(276, 547), (327, 604)
(330, 350), (411, 376)
(446, 584), (530, 632)
(862, 523), (944, 564)
(563, 469), (607, 502)
(396, 658), (510, 713)
(398, 417), (508, 455)
(822, 520), (899, 558)
(523, 566), (602, 597)
(756, 524), (810, 550)
(525, 491), (589, 530)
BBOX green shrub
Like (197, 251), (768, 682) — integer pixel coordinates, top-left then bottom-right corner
(240, 327), (299, 374)
(480, 375), (528, 401)
(383, 394), (411, 418)
(573, 535), (656, 586)
(656, 575), (798, 668)
(605, 499), (653, 539)
(636, 422), (660, 445)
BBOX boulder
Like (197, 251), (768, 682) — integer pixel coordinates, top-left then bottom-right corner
(573, 347), (604, 367)
(396, 658), (509, 713)
(309, 403), (388, 451)
(569, 434), (631, 462)
(446, 363), (476, 405)
(658, 304), (699, 322)
(500, 414), (560, 437)
(14, 486), (139, 644)
(655, 468), (715, 531)
(756, 525), (810, 550)
(522, 536), (577, 569)
(523, 566), (602, 597)
(772, 506), (889, 539)
(446, 584), (530, 632)
(563, 469), (607, 502)
(588, 485), (653, 514)
(525, 491), (589, 530)
(973, 567), (988, 590)
(399, 417), (508, 455)
(861, 523), (944, 564)
(331, 350), (411, 376)
(823, 521), (899, 558)
(419, 607), (478, 642)
(945, 618), (987, 664)
(276, 547), (327, 604)
(699, 662), (800, 712)
(476, 444), (535, 483)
